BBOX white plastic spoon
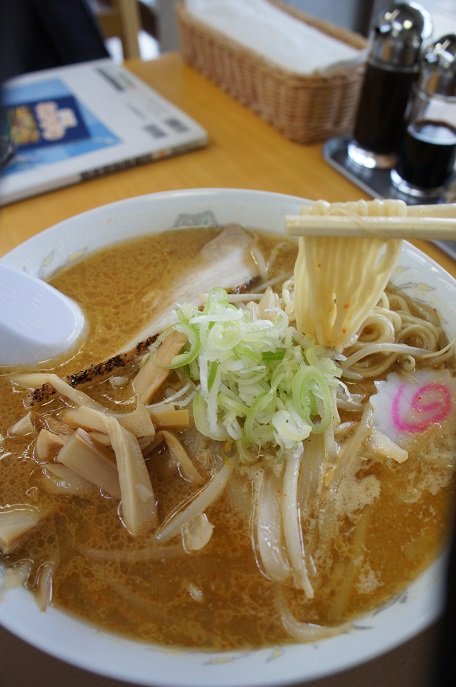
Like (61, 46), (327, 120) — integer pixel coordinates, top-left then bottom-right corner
(0, 263), (86, 366)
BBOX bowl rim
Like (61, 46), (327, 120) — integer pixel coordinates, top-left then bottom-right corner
(0, 187), (454, 687)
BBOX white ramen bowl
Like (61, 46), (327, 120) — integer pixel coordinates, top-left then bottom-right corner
(0, 188), (455, 687)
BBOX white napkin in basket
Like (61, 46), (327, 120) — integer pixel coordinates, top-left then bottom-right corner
(186, 0), (365, 74)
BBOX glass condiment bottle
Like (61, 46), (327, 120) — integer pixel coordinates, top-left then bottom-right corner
(391, 34), (456, 198)
(347, 2), (432, 170)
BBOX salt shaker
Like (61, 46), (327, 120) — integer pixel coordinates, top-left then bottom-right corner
(347, 2), (432, 170)
(391, 34), (456, 198)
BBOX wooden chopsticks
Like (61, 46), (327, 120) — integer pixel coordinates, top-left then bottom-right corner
(285, 202), (456, 240)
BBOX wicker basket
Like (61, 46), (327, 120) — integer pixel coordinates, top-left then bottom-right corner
(176, 0), (367, 144)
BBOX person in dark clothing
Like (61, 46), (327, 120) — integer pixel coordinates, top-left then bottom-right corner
(0, 0), (109, 83)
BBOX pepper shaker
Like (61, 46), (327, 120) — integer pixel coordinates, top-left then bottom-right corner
(391, 34), (456, 198)
(348, 2), (432, 170)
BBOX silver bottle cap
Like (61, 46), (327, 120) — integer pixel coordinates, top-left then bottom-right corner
(419, 34), (456, 96)
(369, 2), (433, 68)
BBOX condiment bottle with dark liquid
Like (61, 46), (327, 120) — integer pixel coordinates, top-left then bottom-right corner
(391, 34), (456, 198)
(348, 2), (432, 170)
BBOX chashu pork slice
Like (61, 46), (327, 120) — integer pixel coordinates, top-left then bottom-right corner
(117, 224), (260, 355)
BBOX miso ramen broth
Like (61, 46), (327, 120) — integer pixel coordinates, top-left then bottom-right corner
(0, 227), (455, 651)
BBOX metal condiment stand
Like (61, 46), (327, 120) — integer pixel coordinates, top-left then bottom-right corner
(324, 4), (456, 260)
(348, 2), (432, 169)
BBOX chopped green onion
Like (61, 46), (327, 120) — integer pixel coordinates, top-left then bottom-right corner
(262, 349), (285, 361)
(167, 287), (341, 458)
(207, 360), (219, 391)
(168, 323), (200, 369)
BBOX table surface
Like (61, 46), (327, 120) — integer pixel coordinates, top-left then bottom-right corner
(0, 52), (452, 687)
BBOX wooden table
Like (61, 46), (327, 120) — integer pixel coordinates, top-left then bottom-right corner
(0, 52), (451, 687)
